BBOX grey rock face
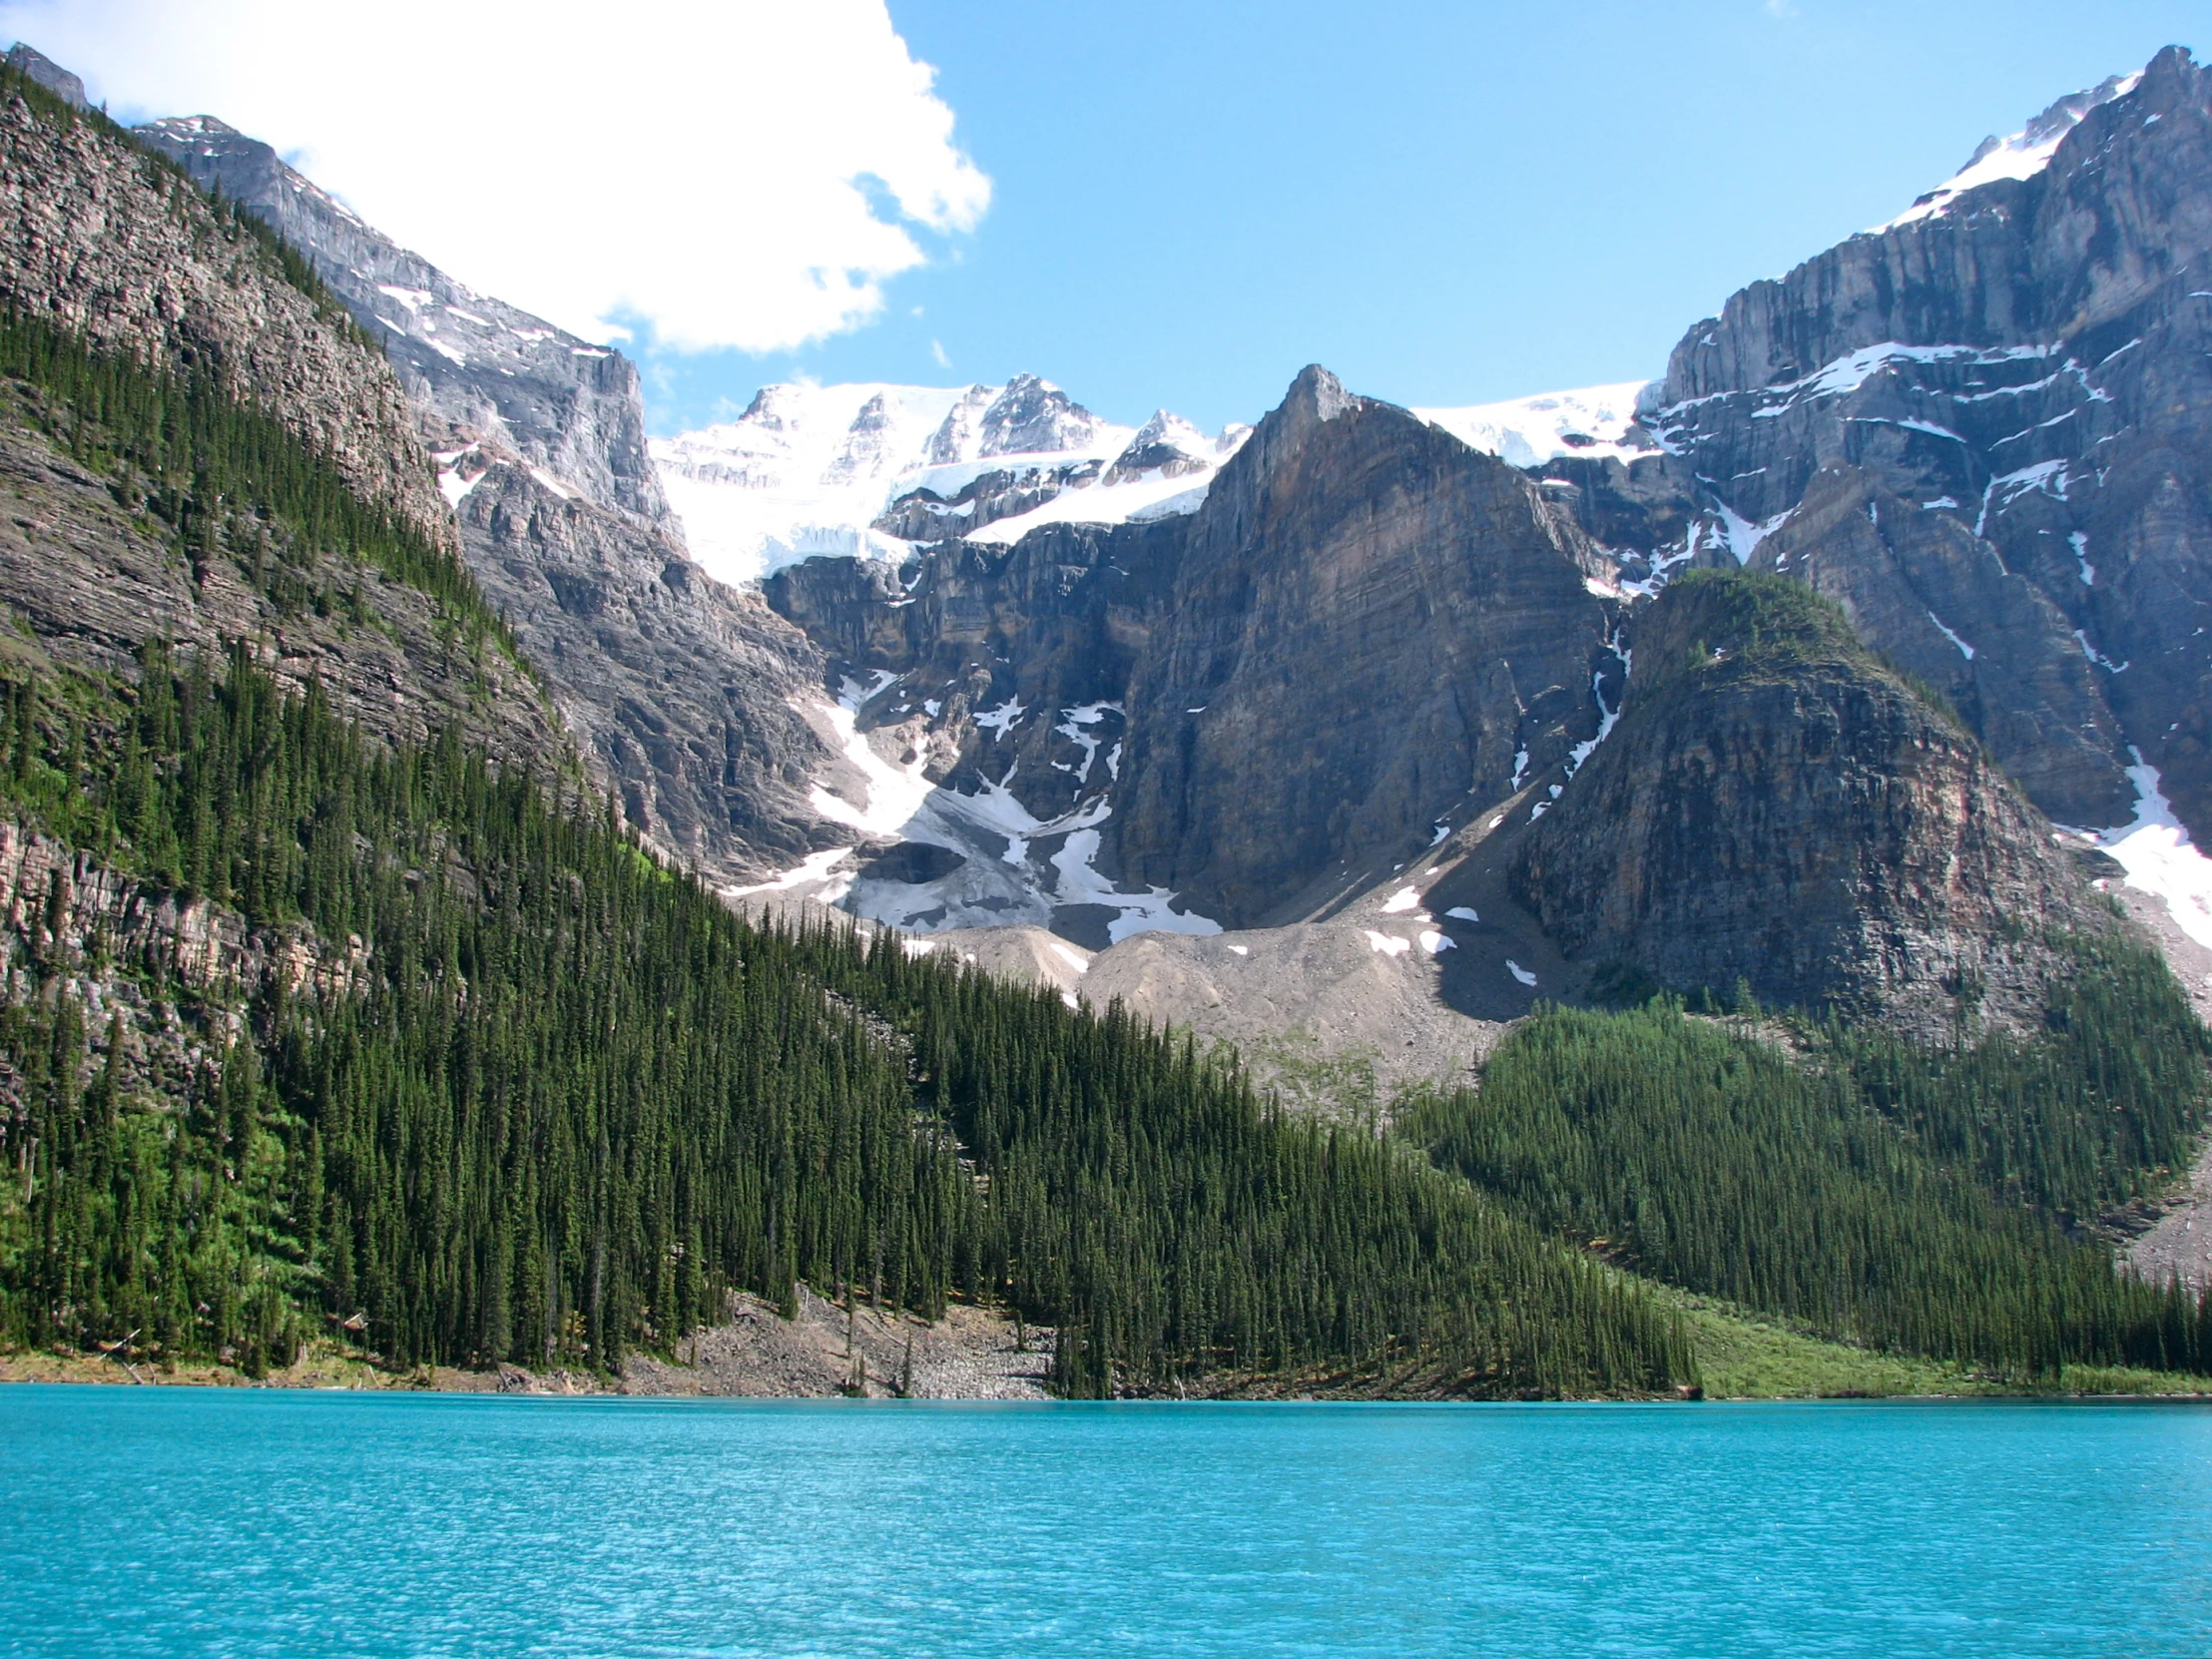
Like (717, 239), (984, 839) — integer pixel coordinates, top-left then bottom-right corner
(1753, 467), (2129, 826)
(872, 458), (1106, 541)
(1512, 574), (2104, 1037)
(454, 461), (836, 882)
(1109, 366), (1620, 925)
(133, 116), (670, 525)
(0, 89), (452, 546)
(0, 404), (555, 772)
(1576, 46), (2212, 838)
(5, 43), (85, 109)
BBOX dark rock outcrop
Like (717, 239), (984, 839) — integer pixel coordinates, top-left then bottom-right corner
(1512, 572), (2103, 1033)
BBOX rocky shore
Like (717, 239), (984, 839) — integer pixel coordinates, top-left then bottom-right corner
(0, 1290), (1054, 1400)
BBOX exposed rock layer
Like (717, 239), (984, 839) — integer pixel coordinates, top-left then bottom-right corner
(1110, 367), (1618, 923)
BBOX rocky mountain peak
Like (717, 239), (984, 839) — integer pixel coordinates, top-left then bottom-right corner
(975, 373), (1106, 458)
(1105, 409), (1215, 480)
(4, 43), (84, 110)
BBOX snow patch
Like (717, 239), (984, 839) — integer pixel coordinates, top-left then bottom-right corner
(2069, 531), (2096, 586)
(972, 697), (1027, 740)
(1418, 930), (1455, 954)
(1364, 931), (1413, 957)
(1506, 960), (1538, 987)
(1444, 906), (1479, 923)
(2075, 755), (2212, 950)
(2073, 630), (2127, 673)
(1875, 71), (2142, 233)
(1381, 885), (1423, 914)
(1716, 502), (1791, 565)
(723, 845), (856, 900)
(1928, 611), (1976, 660)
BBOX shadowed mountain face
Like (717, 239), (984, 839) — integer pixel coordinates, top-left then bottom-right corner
(1511, 573), (2105, 1036)
(1108, 367), (1621, 925)
(766, 368), (1628, 936)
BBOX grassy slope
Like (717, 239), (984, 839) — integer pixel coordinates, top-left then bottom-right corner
(1671, 1289), (2212, 1398)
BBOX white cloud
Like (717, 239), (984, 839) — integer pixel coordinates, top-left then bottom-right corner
(0, 0), (990, 352)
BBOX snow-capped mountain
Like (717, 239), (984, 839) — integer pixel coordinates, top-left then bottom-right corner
(653, 374), (1250, 585)
(1874, 70), (2142, 232)
(1414, 382), (1657, 469)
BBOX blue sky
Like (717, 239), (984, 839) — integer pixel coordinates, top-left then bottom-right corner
(15, 1), (2200, 438)
(640, 1), (2203, 435)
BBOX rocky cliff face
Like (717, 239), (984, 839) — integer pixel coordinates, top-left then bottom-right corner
(1109, 367), (1621, 924)
(760, 367), (1628, 938)
(1543, 47), (2212, 846)
(133, 116), (670, 526)
(454, 461), (836, 880)
(1512, 572), (2104, 1033)
(0, 79), (452, 547)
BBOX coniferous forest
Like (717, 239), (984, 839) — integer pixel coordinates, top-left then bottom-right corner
(0, 128), (2205, 1394)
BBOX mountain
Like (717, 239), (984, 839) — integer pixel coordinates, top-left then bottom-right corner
(1511, 570), (2105, 1036)
(0, 45), (2207, 1398)
(132, 110), (845, 886)
(0, 57), (1729, 1401)
(1542, 49), (2212, 851)
(654, 375), (1249, 584)
(133, 116), (668, 526)
(0, 62), (551, 768)
(741, 49), (2212, 1081)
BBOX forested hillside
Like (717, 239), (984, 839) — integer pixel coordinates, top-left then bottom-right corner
(1402, 991), (2212, 1380)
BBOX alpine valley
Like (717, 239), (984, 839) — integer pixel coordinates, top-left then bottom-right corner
(1, 38), (2210, 1401)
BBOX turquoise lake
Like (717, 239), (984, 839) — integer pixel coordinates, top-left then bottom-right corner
(1, 1389), (2208, 1657)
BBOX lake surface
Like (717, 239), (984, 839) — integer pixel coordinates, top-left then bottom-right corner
(1, 1389), (2207, 1657)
